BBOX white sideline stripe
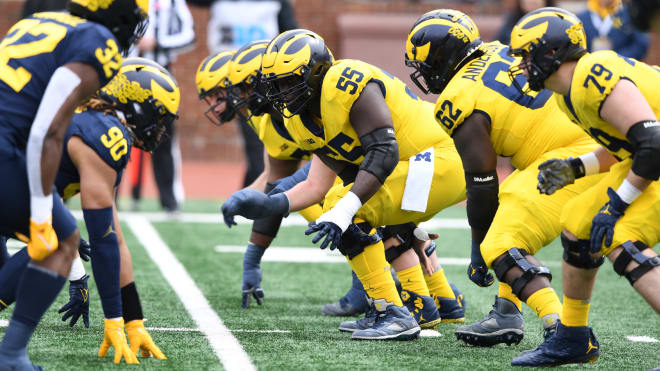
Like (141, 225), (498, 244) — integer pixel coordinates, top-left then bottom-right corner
(0, 320), (7, 327)
(126, 216), (255, 371)
(627, 335), (659, 343)
(146, 327), (291, 334)
(419, 330), (442, 337)
(70, 210), (470, 229)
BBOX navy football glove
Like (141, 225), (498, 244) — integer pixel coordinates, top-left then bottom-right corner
(537, 158), (582, 195)
(590, 187), (628, 253)
(468, 241), (494, 287)
(221, 190), (289, 227)
(58, 274), (90, 328)
(268, 162), (310, 196)
(242, 268), (264, 308)
(78, 237), (91, 262)
(306, 221), (343, 250)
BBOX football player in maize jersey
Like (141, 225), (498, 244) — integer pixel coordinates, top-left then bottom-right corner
(224, 29), (467, 340)
(0, 58), (176, 364)
(405, 9), (606, 347)
(508, 7), (660, 366)
(196, 44), (326, 309)
(0, 0), (147, 368)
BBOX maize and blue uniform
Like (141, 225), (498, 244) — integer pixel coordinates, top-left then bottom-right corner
(0, 12), (122, 241)
(433, 42), (603, 266)
(556, 51), (660, 255)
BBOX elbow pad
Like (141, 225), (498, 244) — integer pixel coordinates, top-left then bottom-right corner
(465, 171), (499, 231)
(359, 127), (399, 184)
(627, 120), (660, 181)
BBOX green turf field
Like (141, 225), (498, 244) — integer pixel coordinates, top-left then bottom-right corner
(1, 202), (658, 370)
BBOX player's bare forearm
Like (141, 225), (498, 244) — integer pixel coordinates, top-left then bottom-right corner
(285, 156), (335, 211)
(349, 169), (382, 204)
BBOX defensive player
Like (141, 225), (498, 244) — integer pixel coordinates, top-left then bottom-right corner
(508, 7), (660, 366)
(405, 9), (604, 346)
(223, 30), (467, 339)
(0, 0), (147, 368)
(0, 58), (176, 363)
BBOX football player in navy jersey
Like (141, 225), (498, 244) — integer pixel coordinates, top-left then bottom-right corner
(0, 0), (148, 368)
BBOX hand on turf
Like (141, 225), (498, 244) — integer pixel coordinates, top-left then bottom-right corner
(221, 190), (289, 227)
(242, 265), (264, 308)
(15, 218), (58, 261)
(99, 318), (139, 364)
(78, 238), (91, 262)
(58, 274), (90, 328)
(125, 319), (167, 360)
(537, 158), (576, 195)
(590, 187), (628, 253)
(305, 221), (342, 250)
(467, 262), (494, 287)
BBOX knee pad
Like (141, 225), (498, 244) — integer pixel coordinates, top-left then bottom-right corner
(338, 222), (381, 260)
(380, 223), (416, 263)
(612, 241), (660, 285)
(252, 183), (284, 237)
(493, 248), (552, 298)
(561, 235), (605, 269)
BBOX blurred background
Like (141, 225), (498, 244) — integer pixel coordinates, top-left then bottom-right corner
(0, 0), (658, 208)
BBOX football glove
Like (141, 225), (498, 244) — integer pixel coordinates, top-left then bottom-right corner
(221, 190), (289, 227)
(590, 187), (628, 253)
(537, 158), (582, 195)
(15, 217), (58, 261)
(58, 274), (90, 328)
(125, 319), (167, 360)
(78, 237), (91, 262)
(242, 245), (265, 308)
(99, 318), (139, 364)
(468, 241), (494, 287)
(305, 221), (343, 250)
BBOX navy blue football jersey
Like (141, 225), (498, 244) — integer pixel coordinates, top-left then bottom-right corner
(56, 109), (132, 199)
(0, 12), (122, 152)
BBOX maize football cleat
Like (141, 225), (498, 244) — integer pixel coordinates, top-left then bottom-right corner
(351, 300), (420, 341)
(511, 322), (599, 367)
(338, 297), (377, 332)
(401, 289), (442, 329)
(434, 283), (466, 323)
(455, 296), (524, 346)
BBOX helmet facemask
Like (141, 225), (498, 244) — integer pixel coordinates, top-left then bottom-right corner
(264, 64), (317, 118)
(509, 39), (569, 92)
(202, 86), (236, 126)
(124, 98), (177, 152)
(227, 72), (270, 124)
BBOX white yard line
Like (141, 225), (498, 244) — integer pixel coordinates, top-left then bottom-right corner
(71, 210), (470, 229)
(126, 215), (255, 371)
(627, 335), (659, 343)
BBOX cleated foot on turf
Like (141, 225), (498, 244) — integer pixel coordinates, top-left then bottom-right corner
(0, 352), (43, 371)
(435, 283), (466, 323)
(338, 297), (376, 332)
(455, 296), (523, 346)
(511, 322), (599, 367)
(401, 289), (442, 329)
(351, 300), (420, 341)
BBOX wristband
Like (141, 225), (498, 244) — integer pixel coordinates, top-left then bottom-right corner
(616, 178), (642, 205)
(578, 152), (600, 176)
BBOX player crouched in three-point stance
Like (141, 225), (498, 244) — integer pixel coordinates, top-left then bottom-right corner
(405, 9), (605, 347)
(0, 0), (148, 368)
(508, 7), (660, 366)
(0, 58), (176, 364)
(223, 30), (467, 340)
(196, 43), (330, 310)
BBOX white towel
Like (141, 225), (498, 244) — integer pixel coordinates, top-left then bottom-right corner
(401, 147), (435, 212)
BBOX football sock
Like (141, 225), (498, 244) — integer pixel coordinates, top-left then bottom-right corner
(84, 207), (122, 318)
(348, 241), (402, 306)
(121, 282), (144, 322)
(498, 282), (522, 311)
(340, 270), (367, 307)
(298, 203), (323, 222)
(562, 295), (590, 327)
(424, 267), (455, 299)
(244, 243), (266, 270)
(526, 287), (562, 319)
(398, 264), (430, 296)
(0, 248), (30, 310)
(0, 264), (65, 355)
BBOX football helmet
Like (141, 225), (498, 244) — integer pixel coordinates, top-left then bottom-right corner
(67, 0), (149, 54)
(196, 50), (236, 125)
(226, 40), (270, 121)
(405, 9), (482, 94)
(509, 7), (587, 92)
(100, 57), (180, 152)
(261, 29), (334, 118)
